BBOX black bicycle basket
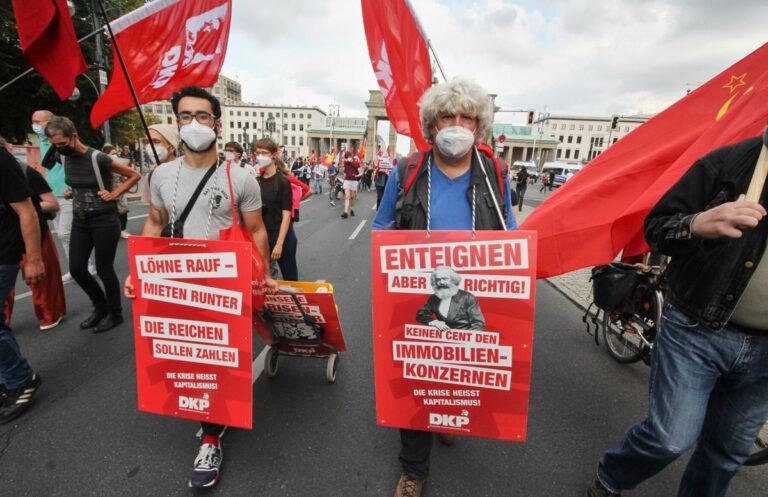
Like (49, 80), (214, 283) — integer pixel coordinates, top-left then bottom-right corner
(590, 262), (640, 312)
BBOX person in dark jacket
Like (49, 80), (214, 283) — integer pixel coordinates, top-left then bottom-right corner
(587, 132), (768, 497)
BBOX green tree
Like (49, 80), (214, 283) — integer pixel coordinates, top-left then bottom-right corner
(0, 0), (146, 147)
(110, 109), (161, 148)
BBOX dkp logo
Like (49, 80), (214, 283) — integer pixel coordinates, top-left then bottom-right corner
(429, 410), (470, 429)
(179, 394), (210, 412)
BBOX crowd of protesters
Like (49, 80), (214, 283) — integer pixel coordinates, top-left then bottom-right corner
(2, 77), (767, 497)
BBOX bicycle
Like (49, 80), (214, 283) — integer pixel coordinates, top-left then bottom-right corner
(601, 258), (665, 364)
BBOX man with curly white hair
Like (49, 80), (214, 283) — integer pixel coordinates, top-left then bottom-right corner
(373, 78), (517, 497)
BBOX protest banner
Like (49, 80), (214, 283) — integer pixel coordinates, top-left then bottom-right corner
(372, 230), (537, 441)
(253, 280), (346, 356)
(129, 237), (253, 428)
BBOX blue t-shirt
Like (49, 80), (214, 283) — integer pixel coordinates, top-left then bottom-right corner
(372, 160), (517, 231)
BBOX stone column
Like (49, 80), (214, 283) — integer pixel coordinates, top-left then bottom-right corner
(388, 122), (397, 154)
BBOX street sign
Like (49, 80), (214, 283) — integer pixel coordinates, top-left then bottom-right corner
(99, 69), (108, 86)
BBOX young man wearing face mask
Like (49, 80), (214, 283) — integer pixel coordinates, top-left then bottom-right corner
(372, 78), (517, 497)
(224, 141), (258, 178)
(123, 86), (278, 489)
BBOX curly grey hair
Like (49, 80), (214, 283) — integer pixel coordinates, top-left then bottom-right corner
(419, 78), (492, 145)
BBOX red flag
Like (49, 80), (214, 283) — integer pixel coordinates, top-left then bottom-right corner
(361, 0), (431, 151)
(12, 0), (87, 100)
(358, 139), (366, 160)
(90, 0), (232, 127)
(522, 43), (768, 278)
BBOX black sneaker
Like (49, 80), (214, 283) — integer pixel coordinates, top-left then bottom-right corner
(350, 209), (355, 216)
(189, 442), (223, 488)
(0, 374), (41, 424)
(341, 212), (348, 219)
(80, 309), (107, 329)
(586, 477), (620, 497)
(93, 314), (123, 334)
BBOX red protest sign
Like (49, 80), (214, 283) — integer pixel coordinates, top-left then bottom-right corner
(254, 280), (346, 356)
(372, 230), (537, 441)
(129, 237), (253, 428)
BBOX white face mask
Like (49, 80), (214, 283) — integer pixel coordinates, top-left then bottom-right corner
(435, 126), (476, 159)
(146, 144), (169, 163)
(256, 154), (272, 167)
(179, 119), (216, 152)
(224, 151), (235, 162)
(32, 123), (45, 135)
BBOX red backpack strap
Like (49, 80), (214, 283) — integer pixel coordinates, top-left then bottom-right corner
(401, 152), (428, 195)
(476, 144), (505, 203)
(225, 160), (237, 223)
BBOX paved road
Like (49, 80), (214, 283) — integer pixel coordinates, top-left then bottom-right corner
(2, 186), (767, 496)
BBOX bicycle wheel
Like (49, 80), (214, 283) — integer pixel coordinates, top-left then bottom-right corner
(744, 421), (768, 466)
(602, 311), (647, 364)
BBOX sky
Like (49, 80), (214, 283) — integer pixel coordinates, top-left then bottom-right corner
(221, 0), (768, 127)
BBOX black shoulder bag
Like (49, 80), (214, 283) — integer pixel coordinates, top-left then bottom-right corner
(161, 164), (217, 238)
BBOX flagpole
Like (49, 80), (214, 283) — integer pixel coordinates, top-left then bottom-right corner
(403, 0), (448, 82)
(95, 0), (161, 165)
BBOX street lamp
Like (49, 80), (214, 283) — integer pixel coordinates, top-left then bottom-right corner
(328, 103), (340, 154)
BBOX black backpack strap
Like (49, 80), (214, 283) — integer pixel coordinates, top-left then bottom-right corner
(177, 164), (217, 225)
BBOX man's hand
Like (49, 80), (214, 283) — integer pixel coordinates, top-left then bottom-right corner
(691, 194), (767, 239)
(264, 276), (279, 293)
(271, 243), (283, 261)
(429, 320), (450, 332)
(124, 275), (135, 298)
(63, 189), (73, 199)
(23, 256), (45, 285)
(98, 190), (117, 201)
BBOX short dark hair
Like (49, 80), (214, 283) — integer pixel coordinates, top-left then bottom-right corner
(45, 116), (77, 138)
(102, 144), (116, 154)
(224, 141), (243, 154)
(170, 86), (221, 119)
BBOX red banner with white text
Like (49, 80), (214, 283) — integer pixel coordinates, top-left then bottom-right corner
(129, 236), (253, 428)
(90, 0), (231, 127)
(372, 230), (537, 441)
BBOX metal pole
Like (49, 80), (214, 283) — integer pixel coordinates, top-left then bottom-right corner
(427, 40), (448, 82)
(90, 0), (112, 143)
(95, 0), (160, 165)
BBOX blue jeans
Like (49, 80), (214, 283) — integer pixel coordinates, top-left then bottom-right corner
(313, 177), (324, 194)
(0, 265), (34, 389)
(598, 302), (768, 497)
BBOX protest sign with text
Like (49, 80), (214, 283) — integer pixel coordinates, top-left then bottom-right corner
(253, 280), (346, 356)
(129, 237), (253, 428)
(372, 230), (537, 441)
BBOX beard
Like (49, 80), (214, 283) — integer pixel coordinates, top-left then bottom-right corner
(434, 284), (459, 300)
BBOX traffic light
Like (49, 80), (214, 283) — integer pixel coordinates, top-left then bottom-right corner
(611, 116), (619, 129)
(527, 111), (535, 124)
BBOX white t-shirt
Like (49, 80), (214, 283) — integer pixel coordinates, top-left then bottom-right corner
(313, 164), (327, 178)
(150, 158), (262, 240)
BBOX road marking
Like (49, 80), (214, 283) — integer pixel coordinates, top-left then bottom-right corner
(128, 214), (149, 220)
(15, 279), (75, 301)
(349, 219), (367, 240)
(300, 198), (312, 204)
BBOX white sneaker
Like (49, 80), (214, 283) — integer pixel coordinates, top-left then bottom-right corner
(62, 273), (73, 283)
(121, 231), (130, 239)
(189, 442), (222, 488)
(40, 317), (63, 331)
(88, 266), (97, 276)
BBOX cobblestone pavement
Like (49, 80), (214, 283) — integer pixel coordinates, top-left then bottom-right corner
(518, 187), (593, 311)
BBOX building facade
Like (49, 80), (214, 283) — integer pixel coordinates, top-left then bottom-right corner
(540, 114), (653, 163)
(491, 124), (560, 167)
(220, 103), (327, 157)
